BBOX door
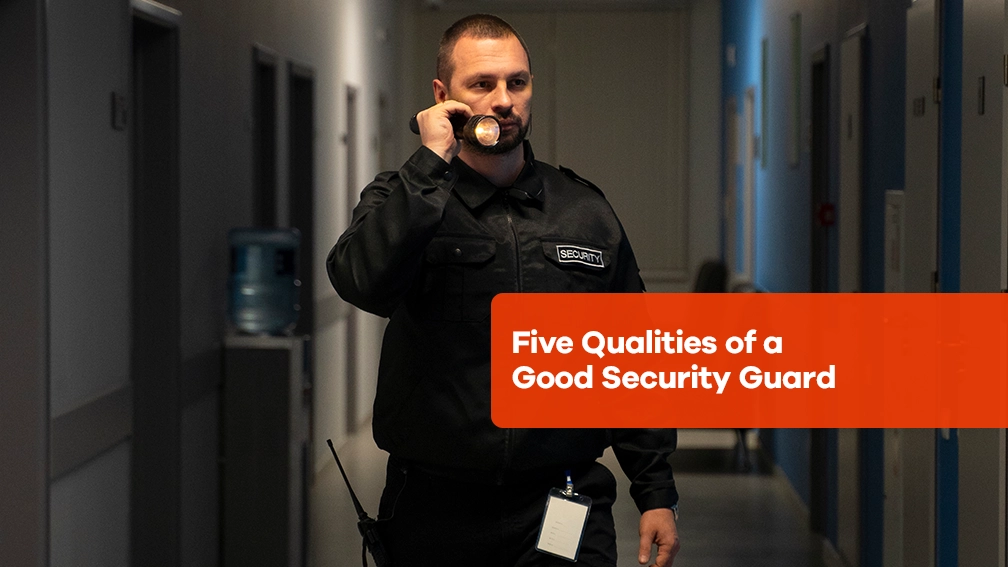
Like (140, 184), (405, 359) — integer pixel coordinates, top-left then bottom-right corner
(743, 87), (756, 282)
(130, 5), (181, 566)
(725, 97), (739, 277)
(958, 1), (1006, 562)
(838, 31), (864, 293)
(288, 63), (315, 337)
(900, 2), (942, 565)
(810, 46), (832, 292)
(253, 46), (278, 227)
(960, 0), (1003, 293)
(905, 0), (941, 294)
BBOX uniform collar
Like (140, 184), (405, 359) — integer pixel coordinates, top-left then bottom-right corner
(451, 140), (545, 209)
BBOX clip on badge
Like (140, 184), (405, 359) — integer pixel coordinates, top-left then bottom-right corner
(535, 470), (592, 562)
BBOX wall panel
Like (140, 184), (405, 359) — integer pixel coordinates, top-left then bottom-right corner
(959, 0), (1003, 292)
(0, 0), (49, 564)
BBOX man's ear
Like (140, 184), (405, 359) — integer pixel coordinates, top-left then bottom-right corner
(433, 79), (449, 103)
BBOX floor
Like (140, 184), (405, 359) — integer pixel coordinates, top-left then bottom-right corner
(311, 428), (827, 567)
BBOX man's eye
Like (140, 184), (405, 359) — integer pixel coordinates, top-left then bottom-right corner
(473, 81), (490, 89)
(510, 79), (527, 88)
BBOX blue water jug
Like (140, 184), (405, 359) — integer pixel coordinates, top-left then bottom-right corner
(228, 228), (301, 335)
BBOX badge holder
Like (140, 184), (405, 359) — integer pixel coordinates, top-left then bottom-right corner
(535, 471), (592, 562)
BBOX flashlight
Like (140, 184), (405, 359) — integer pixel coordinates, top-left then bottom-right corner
(409, 113), (500, 148)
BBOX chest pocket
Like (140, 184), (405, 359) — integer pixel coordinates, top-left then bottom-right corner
(540, 239), (611, 292)
(420, 236), (498, 322)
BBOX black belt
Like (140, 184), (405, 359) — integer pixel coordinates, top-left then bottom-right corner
(392, 455), (596, 486)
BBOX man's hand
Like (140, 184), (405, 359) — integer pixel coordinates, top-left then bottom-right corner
(415, 100), (473, 164)
(638, 508), (679, 567)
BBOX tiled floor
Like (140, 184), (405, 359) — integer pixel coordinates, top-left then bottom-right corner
(311, 428), (824, 567)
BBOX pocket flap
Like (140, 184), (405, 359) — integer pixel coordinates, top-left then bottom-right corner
(426, 236), (497, 265)
(542, 240), (608, 270)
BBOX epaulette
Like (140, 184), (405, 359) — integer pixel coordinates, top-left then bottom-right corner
(558, 165), (606, 198)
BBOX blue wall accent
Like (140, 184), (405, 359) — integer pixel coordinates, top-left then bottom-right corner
(722, 0), (906, 295)
(860, 429), (884, 567)
(722, 0), (764, 277)
(826, 428), (839, 545)
(863, 3), (907, 292)
(936, 429), (959, 567)
(935, 0), (961, 559)
(775, 428), (810, 505)
(721, 3), (907, 565)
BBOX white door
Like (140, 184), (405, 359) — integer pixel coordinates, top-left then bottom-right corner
(904, 0), (940, 293)
(960, 0), (1004, 292)
(896, 3), (941, 565)
(959, 0), (1007, 563)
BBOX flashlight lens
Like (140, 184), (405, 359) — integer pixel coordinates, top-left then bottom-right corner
(473, 117), (500, 147)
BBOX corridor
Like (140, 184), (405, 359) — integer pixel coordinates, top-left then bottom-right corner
(6, 0), (1008, 565)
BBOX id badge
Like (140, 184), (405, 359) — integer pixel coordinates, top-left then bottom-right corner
(534, 487), (592, 562)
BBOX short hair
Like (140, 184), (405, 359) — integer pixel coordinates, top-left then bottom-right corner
(437, 14), (531, 85)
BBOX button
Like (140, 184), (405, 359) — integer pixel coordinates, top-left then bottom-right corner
(443, 170), (455, 181)
(453, 248), (463, 257)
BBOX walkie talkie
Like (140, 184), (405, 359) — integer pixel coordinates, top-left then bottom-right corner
(326, 439), (391, 567)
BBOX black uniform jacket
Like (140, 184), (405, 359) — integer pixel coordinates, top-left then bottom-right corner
(327, 142), (678, 512)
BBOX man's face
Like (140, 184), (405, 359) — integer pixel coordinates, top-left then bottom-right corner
(436, 34), (532, 155)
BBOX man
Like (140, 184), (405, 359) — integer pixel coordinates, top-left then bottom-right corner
(328, 14), (679, 567)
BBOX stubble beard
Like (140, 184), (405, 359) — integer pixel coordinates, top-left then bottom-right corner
(466, 113), (529, 156)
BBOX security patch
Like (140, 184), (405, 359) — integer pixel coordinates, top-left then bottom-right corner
(556, 245), (605, 269)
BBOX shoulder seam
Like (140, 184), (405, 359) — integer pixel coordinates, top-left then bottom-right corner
(558, 165), (606, 198)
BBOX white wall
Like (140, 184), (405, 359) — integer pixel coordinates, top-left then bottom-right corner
(684, 0), (723, 292)
(47, 0), (130, 420)
(47, 0), (131, 563)
(50, 444), (131, 567)
(958, 429), (1005, 567)
(44, 0), (404, 563)
(313, 0), (401, 470)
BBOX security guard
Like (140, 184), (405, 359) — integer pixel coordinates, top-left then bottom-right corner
(327, 14), (679, 567)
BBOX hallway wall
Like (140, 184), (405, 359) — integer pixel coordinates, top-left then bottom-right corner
(722, 0), (905, 294)
(46, 0), (132, 562)
(0, 0), (49, 565)
(722, 1), (908, 566)
(43, 0), (401, 564)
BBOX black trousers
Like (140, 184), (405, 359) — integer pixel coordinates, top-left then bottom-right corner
(375, 457), (619, 567)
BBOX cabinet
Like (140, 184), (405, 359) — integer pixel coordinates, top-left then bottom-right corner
(221, 335), (311, 567)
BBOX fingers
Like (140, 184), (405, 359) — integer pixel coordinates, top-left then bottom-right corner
(416, 100), (475, 162)
(639, 508), (679, 567)
(638, 530), (654, 565)
(652, 537), (680, 567)
(437, 99), (474, 118)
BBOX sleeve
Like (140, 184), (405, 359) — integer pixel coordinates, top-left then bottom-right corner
(611, 428), (679, 513)
(609, 219), (646, 292)
(608, 215), (677, 513)
(326, 146), (456, 317)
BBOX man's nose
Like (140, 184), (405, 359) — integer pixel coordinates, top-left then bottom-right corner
(490, 82), (513, 113)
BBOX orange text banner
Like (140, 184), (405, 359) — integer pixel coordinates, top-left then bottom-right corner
(489, 293), (1008, 428)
